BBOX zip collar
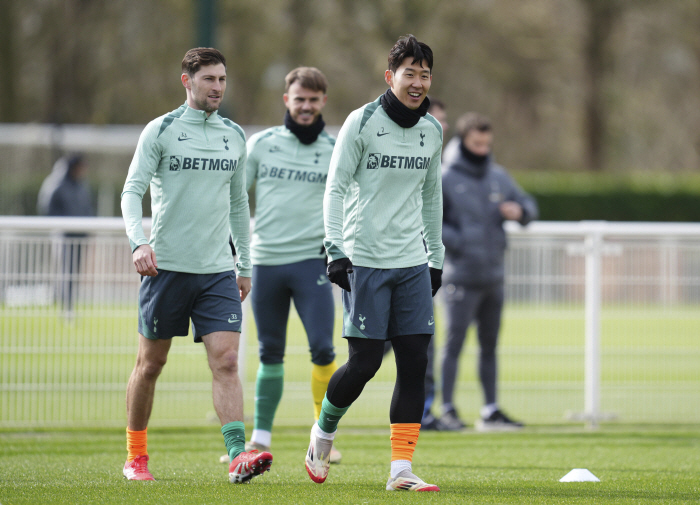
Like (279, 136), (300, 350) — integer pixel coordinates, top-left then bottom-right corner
(180, 102), (220, 122)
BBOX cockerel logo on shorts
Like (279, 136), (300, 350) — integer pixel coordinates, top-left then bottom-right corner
(367, 153), (380, 170)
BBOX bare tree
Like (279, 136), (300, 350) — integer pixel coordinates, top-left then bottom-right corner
(580, 0), (623, 171)
(0, 0), (18, 121)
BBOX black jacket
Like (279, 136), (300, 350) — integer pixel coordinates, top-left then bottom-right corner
(442, 150), (538, 286)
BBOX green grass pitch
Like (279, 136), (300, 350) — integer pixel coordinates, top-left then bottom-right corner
(1, 425), (699, 504)
(2, 302), (699, 503)
(2, 303), (699, 426)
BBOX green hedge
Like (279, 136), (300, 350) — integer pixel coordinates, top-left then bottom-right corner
(514, 172), (700, 222)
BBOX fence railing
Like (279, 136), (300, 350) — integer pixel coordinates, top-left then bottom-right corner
(1, 217), (699, 427)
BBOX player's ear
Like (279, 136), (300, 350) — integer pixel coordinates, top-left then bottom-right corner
(384, 69), (393, 87)
(283, 93), (289, 107)
(181, 73), (190, 89)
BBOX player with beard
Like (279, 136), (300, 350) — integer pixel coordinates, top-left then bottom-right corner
(218, 67), (342, 465)
(305, 35), (444, 492)
(121, 47), (272, 483)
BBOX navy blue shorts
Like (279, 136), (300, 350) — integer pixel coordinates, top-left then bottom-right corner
(342, 263), (435, 340)
(251, 258), (335, 365)
(138, 269), (242, 343)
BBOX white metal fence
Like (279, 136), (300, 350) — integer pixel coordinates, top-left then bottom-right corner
(1, 217), (699, 427)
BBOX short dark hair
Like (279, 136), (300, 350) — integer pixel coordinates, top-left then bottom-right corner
(388, 34), (433, 73)
(284, 67), (328, 93)
(66, 154), (84, 173)
(181, 47), (226, 77)
(457, 112), (492, 139)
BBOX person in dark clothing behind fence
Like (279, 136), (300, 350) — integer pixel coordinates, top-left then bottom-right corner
(439, 112), (538, 431)
(38, 154), (94, 218)
(37, 153), (95, 311)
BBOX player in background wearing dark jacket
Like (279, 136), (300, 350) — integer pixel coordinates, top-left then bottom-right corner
(439, 112), (538, 431)
(37, 154), (95, 313)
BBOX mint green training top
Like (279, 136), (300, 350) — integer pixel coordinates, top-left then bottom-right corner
(324, 96), (445, 270)
(121, 103), (251, 277)
(246, 126), (335, 266)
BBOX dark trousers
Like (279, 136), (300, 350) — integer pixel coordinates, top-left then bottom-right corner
(59, 240), (83, 311)
(441, 282), (504, 409)
(251, 259), (335, 365)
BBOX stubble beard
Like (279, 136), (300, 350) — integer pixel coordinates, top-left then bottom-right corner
(191, 84), (220, 113)
(196, 96), (218, 113)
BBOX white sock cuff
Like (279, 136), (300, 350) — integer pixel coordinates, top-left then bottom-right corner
(313, 422), (336, 441)
(390, 460), (412, 479)
(250, 429), (271, 448)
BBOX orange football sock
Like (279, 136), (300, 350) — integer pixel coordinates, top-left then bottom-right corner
(390, 423), (420, 462)
(126, 427), (148, 462)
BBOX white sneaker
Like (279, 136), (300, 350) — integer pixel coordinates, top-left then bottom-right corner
(329, 444), (342, 464)
(305, 424), (334, 483)
(386, 469), (440, 492)
(246, 441), (271, 452)
(474, 409), (524, 432)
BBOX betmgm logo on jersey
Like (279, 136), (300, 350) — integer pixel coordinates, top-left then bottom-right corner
(169, 155), (239, 172)
(366, 153), (431, 170)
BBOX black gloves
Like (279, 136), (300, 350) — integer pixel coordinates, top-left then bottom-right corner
(328, 259), (438, 296)
(327, 258), (353, 292)
(429, 267), (442, 297)
(229, 236), (236, 257)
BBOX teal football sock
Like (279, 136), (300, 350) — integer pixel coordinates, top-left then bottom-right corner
(222, 421), (246, 461)
(317, 395), (349, 434)
(254, 363), (284, 433)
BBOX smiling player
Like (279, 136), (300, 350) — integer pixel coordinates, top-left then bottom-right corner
(218, 67), (341, 464)
(304, 35), (445, 492)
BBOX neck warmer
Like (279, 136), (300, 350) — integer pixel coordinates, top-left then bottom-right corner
(284, 111), (325, 145)
(458, 142), (490, 178)
(380, 88), (430, 128)
(460, 141), (490, 165)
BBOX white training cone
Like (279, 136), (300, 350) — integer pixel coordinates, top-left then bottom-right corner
(559, 469), (600, 482)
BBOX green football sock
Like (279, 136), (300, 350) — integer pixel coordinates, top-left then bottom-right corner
(317, 394), (349, 434)
(221, 421), (246, 461)
(254, 363), (284, 433)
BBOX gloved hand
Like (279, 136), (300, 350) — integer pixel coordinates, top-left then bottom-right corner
(429, 267), (442, 297)
(327, 258), (353, 292)
(229, 236), (236, 257)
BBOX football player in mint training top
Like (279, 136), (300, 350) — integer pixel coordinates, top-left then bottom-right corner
(305, 35), (445, 492)
(121, 47), (272, 483)
(219, 67), (341, 464)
